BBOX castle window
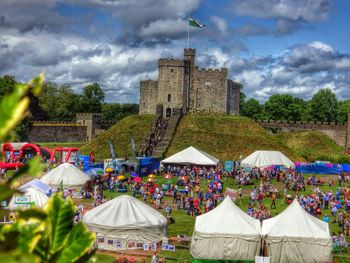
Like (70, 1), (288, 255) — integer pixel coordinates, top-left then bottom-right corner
(167, 94), (171, 102)
(205, 81), (211, 87)
(170, 69), (174, 73)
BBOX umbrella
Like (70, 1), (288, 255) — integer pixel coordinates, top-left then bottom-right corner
(146, 178), (155, 182)
(134, 177), (142, 183)
(105, 167), (114, 173)
(117, 175), (125, 181)
(86, 168), (104, 177)
(164, 174), (172, 179)
(179, 176), (188, 181)
(148, 174), (156, 178)
(131, 172), (139, 177)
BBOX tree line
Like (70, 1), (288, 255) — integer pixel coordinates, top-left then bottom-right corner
(0, 75), (139, 122)
(240, 89), (350, 123)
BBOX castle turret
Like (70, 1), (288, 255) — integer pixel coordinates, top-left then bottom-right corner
(184, 48), (196, 68)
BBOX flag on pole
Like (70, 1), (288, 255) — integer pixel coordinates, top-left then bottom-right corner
(108, 139), (117, 159)
(189, 17), (205, 28)
(59, 180), (63, 192)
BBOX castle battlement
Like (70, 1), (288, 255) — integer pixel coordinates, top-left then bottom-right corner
(197, 67), (228, 73)
(255, 119), (346, 127)
(158, 58), (184, 67)
(184, 48), (196, 56)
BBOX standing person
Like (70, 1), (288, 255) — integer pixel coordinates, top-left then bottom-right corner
(151, 252), (158, 263)
(271, 192), (276, 209)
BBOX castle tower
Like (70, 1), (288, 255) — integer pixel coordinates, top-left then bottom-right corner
(157, 58), (185, 117)
(183, 48), (196, 113)
(227, 80), (241, 115)
(184, 48), (196, 69)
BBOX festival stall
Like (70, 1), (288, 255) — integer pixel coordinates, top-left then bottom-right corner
(240, 150), (295, 168)
(261, 199), (332, 263)
(8, 187), (49, 209)
(82, 195), (167, 251)
(40, 163), (91, 197)
(191, 196), (261, 262)
(162, 146), (219, 166)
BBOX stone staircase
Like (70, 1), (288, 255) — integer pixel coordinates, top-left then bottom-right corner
(139, 115), (181, 158)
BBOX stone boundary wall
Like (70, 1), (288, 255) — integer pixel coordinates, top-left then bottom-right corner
(28, 124), (87, 142)
(255, 118), (350, 147)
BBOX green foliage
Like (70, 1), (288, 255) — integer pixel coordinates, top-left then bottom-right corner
(240, 98), (263, 119)
(0, 74), (96, 263)
(102, 103), (139, 122)
(309, 88), (339, 122)
(79, 83), (105, 113)
(337, 100), (350, 123)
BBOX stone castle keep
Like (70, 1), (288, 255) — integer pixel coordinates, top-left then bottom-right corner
(139, 48), (241, 117)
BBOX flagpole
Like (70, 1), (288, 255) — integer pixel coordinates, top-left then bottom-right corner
(187, 17), (190, 48)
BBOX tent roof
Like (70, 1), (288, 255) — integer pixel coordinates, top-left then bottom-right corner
(262, 199), (329, 238)
(195, 196), (261, 235)
(82, 195), (167, 230)
(162, 146), (219, 166)
(9, 187), (49, 209)
(241, 150), (295, 168)
(19, 179), (52, 196)
(40, 163), (90, 187)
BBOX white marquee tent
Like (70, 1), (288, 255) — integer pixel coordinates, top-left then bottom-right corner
(162, 146), (219, 166)
(190, 196), (261, 261)
(262, 199), (332, 263)
(82, 195), (167, 251)
(19, 179), (52, 196)
(240, 150), (295, 168)
(40, 162), (90, 189)
(8, 187), (49, 209)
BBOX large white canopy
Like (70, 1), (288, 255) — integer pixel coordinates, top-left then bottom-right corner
(40, 163), (90, 189)
(162, 146), (219, 166)
(83, 195), (167, 250)
(191, 197), (261, 261)
(262, 199), (332, 263)
(8, 187), (49, 209)
(241, 150), (295, 168)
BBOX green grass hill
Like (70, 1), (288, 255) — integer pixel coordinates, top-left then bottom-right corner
(80, 114), (343, 162)
(165, 114), (301, 161)
(275, 131), (342, 162)
(80, 115), (155, 160)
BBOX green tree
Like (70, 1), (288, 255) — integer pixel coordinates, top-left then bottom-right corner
(264, 94), (307, 121)
(240, 98), (263, 119)
(309, 88), (338, 122)
(337, 99), (350, 123)
(79, 83), (105, 113)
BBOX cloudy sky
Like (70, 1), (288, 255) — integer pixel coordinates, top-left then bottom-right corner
(0, 0), (349, 103)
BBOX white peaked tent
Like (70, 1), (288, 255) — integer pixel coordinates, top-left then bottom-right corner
(19, 179), (52, 196)
(162, 146), (219, 166)
(8, 187), (49, 209)
(262, 199), (332, 263)
(40, 162), (90, 189)
(191, 197), (261, 261)
(82, 195), (167, 251)
(241, 150), (295, 168)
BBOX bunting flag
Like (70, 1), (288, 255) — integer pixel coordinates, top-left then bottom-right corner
(189, 17), (205, 28)
(108, 139), (116, 159)
(130, 135), (137, 157)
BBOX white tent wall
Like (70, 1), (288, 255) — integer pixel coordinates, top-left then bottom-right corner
(93, 226), (167, 251)
(191, 233), (260, 261)
(265, 236), (332, 263)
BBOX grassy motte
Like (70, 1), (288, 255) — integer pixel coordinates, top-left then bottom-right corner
(80, 115), (156, 160)
(166, 114), (300, 161)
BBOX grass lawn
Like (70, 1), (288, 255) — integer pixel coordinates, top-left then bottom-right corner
(88, 173), (350, 262)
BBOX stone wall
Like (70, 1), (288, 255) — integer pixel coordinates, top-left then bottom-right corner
(191, 67), (228, 113)
(227, 80), (240, 115)
(256, 119), (350, 147)
(157, 59), (185, 117)
(139, 80), (158, 114)
(28, 123), (87, 142)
